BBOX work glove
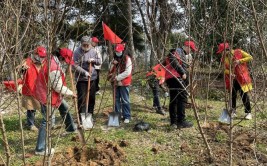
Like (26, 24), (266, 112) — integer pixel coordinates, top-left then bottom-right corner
(164, 92), (169, 98)
(85, 72), (91, 78)
(87, 58), (95, 63)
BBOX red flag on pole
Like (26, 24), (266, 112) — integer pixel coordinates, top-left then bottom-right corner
(102, 22), (123, 44)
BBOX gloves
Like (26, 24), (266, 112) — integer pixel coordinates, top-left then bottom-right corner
(164, 92), (169, 98)
(85, 72), (91, 78)
(88, 58), (95, 63)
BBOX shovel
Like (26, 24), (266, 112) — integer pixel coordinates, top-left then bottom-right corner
(68, 65), (86, 145)
(108, 76), (120, 127)
(84, 62), (93, 130)
(218, 108), (231, 124)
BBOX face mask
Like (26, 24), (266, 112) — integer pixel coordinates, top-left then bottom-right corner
(32, 54), (43, 63)
(115, 52), (123, 57)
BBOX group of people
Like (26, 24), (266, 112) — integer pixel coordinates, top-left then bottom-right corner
(16, 35), (253, 155)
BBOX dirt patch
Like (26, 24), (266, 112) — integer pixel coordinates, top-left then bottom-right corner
(42, 138), (126, 165)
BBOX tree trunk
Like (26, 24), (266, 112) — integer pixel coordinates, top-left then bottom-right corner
(127, 0), (135, 66)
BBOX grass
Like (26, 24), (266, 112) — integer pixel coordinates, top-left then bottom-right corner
(0, 71), (267, 165)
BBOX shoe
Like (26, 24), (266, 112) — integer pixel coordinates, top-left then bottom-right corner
(177, 120), (193, 128)
(170, 124), (178, 129)
(231, 113), (237, 118)
(156, 110), (166, 116)
(35, 148), (55, 156)
(30, 125), (38, 131)
(96, 91), (101, 95)
(124, 119), (130, 123)
(245, 113), (252, 120)
(60, 130), (77, 137)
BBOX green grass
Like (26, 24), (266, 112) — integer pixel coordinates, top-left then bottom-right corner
(0, 71), (267, 165)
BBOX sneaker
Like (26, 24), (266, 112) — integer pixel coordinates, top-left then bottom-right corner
(30, 125), (38, 131)
(96, 91), (101, 95)
(35, 148), (55, 156)
(60, 130), (77, 137)
(124, 119), (130, 123)
(177, 120), (193, 128)
(245, 113), (252, 120)
(156, 110), (166, 116)
(170, 124), (178, 129)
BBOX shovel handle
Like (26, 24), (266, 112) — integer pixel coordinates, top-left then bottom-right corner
(85, 62), (92, 113)
(68, 66), (81, 126)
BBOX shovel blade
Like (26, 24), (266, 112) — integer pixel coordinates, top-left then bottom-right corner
(108, 112), (120, 127)
(218, 109), (231, 124)
(81, 113), (93, 130)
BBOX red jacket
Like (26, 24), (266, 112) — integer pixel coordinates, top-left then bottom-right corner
(165, 52), (183, 80)
(34, 57), (66, 107)
(22, 58), (39, 96)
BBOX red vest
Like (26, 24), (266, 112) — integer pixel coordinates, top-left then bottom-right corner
(22, 58), (39, 96)
(110, 55), (132, 86)
(223, 49), (252, 90)
(165, 52), (182, 80)
(34, 57), (66, 107)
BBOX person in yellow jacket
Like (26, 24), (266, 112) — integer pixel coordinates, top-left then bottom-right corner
(217, 43), (253, 120)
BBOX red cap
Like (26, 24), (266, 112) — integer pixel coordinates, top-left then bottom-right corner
(59, 48), (74, 65)
(35, 46), (47, 57)
(184, 41), (197, 52)
(216, 43), (229, 54)
(115, 44), (125, 52)
(91, 37), (99, 43)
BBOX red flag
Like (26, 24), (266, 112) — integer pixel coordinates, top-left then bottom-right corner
(102, 22), (122, 44)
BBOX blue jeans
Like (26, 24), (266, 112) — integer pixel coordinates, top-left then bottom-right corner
(26, 110), (36, 127)
(35, 99), (76, 152)
(27, 110), (55, 127)
(115, 86), (131, 119)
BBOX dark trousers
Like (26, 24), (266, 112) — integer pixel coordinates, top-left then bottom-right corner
(148, 81), (161, 111)
(95, 69), (100, 92)
(76, 80), (96, 115)
(26, 110), (36, 127)
(166, 78), (187, 125)
(232, 79), (251, 113)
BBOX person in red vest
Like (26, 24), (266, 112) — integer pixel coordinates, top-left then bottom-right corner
(17, 46), (46, 131)
(34, 48), (77, 155)
(146, 64), (168, 115)
(163, 49), (193, 129)
(217, 43), (253, 120)
(108, 44), (132, 123)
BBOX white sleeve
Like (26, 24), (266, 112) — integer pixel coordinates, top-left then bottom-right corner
(116, 57), (132, 81)
(49, 70), (73, 96)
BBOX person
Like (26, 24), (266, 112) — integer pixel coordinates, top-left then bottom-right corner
(217, 42), (253, 120)
(73, 36), (102, 121)
(163, 49), (193, 129)
(146, 64), (168, 115)
(17, 46), (47, 131)
(108, 44), (132, 123)
(91, 37), (102, 95)
(34, 48), (77, 155)
(176, 40), (198, 87)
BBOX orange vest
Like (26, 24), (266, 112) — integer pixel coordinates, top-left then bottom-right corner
(110, 55), (132, 86)
(22, 58), (39, 96)
(223, 49), (252, 90)
(165, 52), (182, 80)
(34, 57), (66, 107)
(146, 64), (166, 85)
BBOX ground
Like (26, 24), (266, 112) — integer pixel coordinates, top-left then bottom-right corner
(0, 71), (267, 165)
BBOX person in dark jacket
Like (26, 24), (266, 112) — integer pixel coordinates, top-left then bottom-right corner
(163, 49), (193, 129)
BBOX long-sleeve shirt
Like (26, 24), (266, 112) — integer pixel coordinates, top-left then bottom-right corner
(73, 47), (102, 81)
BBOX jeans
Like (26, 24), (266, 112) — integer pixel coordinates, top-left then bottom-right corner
(26, 110), (36, 127)
(166, 78), (187, 125)
(148, 81), (161, 111)
(76, 80), (96, 115)
(115, 86), (131, 119)
(35, 99), (76, 152)
(232, 79), (251, 113)
(27, 110), (55, 127)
